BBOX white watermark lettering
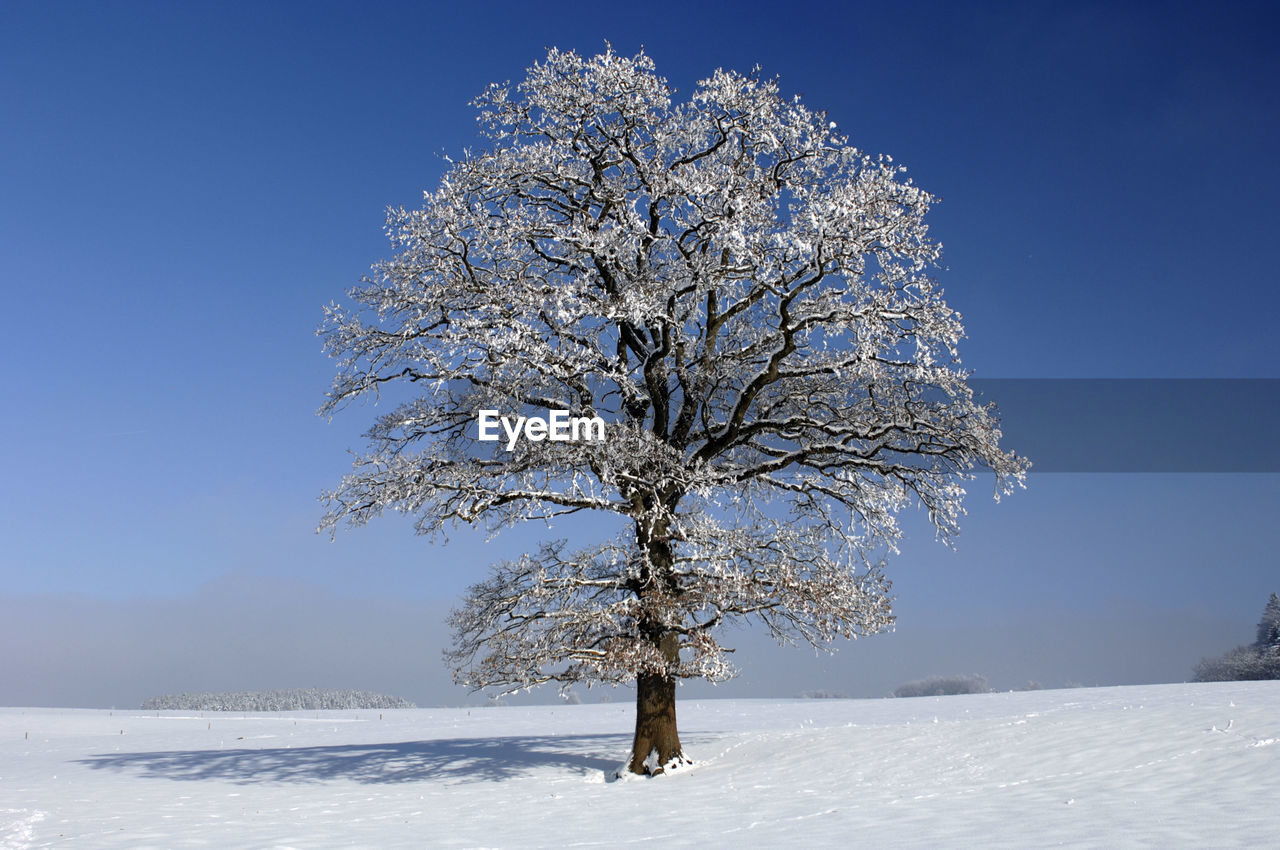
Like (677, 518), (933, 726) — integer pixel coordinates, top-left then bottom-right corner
(477, 409), (607, 451)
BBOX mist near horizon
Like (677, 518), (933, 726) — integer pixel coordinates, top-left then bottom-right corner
(0, 574), (1245, 710)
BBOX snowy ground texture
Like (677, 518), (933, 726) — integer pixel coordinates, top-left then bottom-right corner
(3, 682), (1278, 848)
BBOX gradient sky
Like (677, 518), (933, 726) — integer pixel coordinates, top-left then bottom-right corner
(2, 0), (1277, 708)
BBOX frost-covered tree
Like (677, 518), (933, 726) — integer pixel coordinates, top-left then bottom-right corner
(893, 674), (990, 698)
(320, 47), (1027, 775)
(141, 689), (415, 712)
(1193, 592), (1280, 682)
(1192, 644), (1280, 682)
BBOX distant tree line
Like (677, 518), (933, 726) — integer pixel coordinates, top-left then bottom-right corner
(893, 674), (990, 698)
(1193, 593), (1280, 682)
(141, 688), (416, 711)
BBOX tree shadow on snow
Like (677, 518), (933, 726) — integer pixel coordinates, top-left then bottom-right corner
(75, 733), (635, 785)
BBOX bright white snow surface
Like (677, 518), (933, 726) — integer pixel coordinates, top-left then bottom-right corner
(3, 682), (1278, 848)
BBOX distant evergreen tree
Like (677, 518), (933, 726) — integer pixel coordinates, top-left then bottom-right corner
(1255, 592), (1280, 648)
(1193, 593), (1280, 682)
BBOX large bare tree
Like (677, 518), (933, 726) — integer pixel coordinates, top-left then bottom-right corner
(320, 47), (1027, 776)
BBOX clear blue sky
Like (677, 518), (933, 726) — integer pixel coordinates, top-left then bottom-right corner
(2, 0), (1277, 707)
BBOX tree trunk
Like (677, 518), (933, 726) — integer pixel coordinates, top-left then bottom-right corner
(626, 631), (688, 775)
(624, 511), (689, 776)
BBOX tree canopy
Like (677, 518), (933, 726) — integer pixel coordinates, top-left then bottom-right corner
(320, 46), (1027, 773)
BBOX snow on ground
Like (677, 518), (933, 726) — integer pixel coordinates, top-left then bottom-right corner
(2, 682), (1278, 848)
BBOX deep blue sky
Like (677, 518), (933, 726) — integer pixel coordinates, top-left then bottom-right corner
(2, 1), (1277, 707)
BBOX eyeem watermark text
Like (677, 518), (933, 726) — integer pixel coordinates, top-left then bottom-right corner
(477, 409), (606, 451)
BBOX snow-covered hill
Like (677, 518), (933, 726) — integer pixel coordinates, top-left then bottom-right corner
(3, 682), (1278, 847)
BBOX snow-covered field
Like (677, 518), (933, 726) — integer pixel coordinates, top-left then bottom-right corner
(3, 682), (1277, 848)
